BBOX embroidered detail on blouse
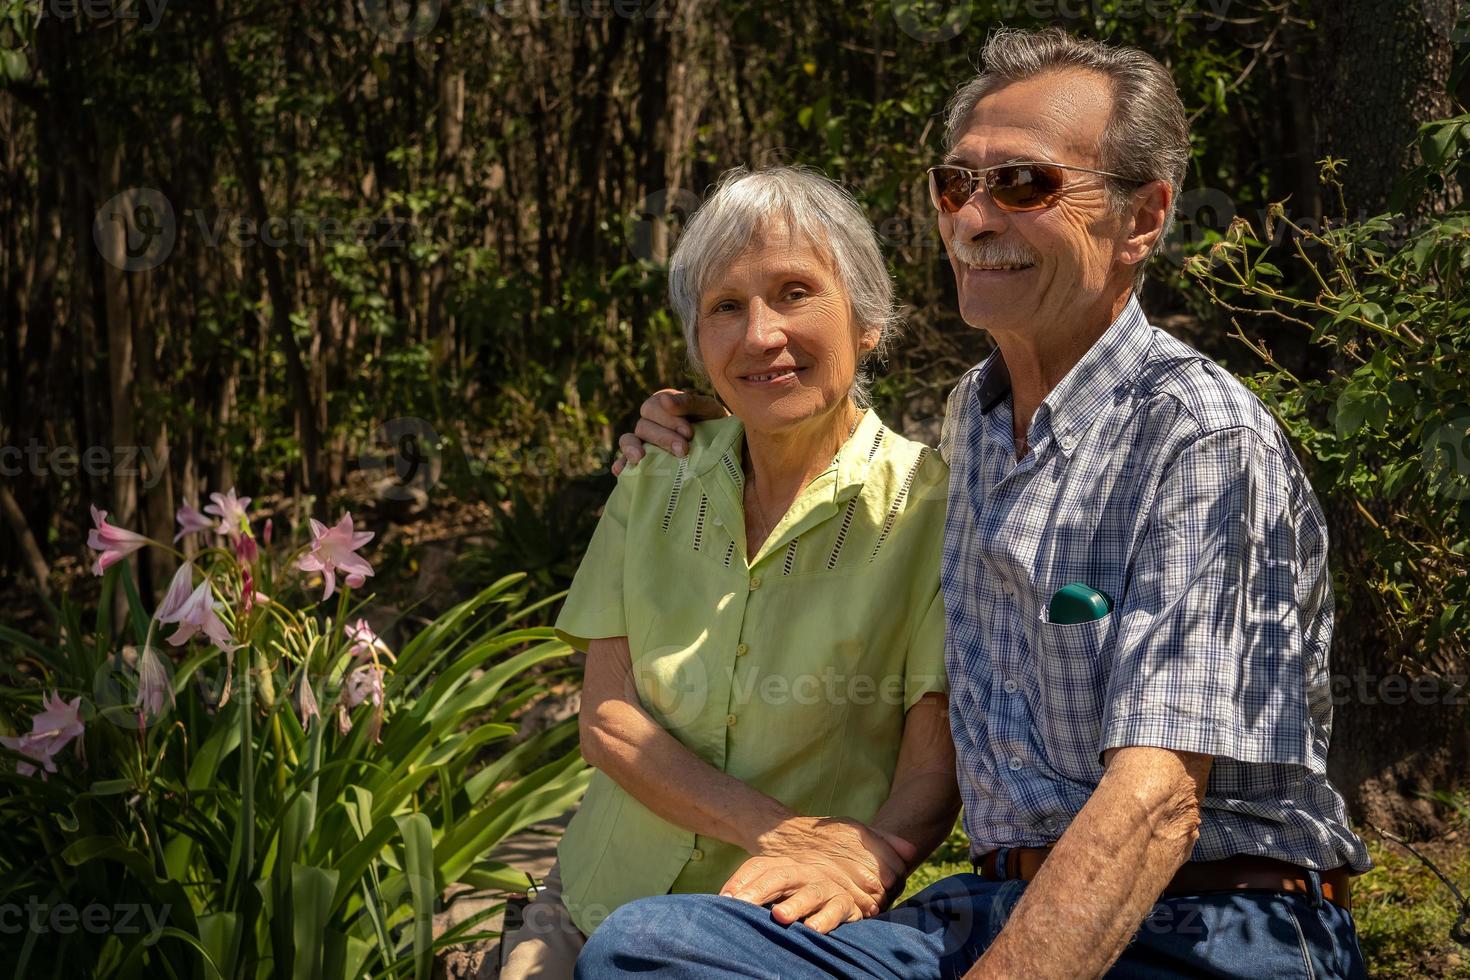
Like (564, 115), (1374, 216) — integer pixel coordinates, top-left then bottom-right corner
(721, 452), (744, 492)
(872, 448), (930, 562)
(692, 494), (709, 551)
(827, 497), (860, 570)
(661, 456), (688, 532)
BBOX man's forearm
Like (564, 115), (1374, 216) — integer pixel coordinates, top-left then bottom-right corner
(966, 747), (1211, 980)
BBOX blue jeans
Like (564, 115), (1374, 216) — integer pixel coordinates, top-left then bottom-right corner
(574, 871), (1367, 978)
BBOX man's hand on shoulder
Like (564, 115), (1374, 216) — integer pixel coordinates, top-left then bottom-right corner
(611, 388), (728, 475)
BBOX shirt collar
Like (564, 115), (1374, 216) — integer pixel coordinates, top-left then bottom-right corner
(971, 349), (1011, 415)
(967, 294), (1153, 458)
(689, 406), (884, 501)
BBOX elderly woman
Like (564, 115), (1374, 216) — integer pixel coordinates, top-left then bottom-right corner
(498, 166), (959, 979)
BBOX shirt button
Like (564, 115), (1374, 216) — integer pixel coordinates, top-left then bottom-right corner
(726, 714), (738, 726)
(690, 848), (704, 861)
(1061, 436), (1077, 452)
(1002, 679), (1019, 694)
(749, 577), (762, 590)
(736, 643), (749, 657)
(1008, 757), (1024, 772)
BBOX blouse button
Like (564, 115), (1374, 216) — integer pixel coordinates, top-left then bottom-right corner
(690, 848), (705, 861)
(736, 643), (749, 657)
(725, 714), (738, 726)
(713, 517), (723, 527)
(749, 576), (762, 590)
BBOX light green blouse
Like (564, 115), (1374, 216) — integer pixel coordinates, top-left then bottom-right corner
(552, 408), (949, 935)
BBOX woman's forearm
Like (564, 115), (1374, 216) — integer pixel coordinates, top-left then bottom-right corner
(584, 694), (795, 851)
(580, 636), (793, 852)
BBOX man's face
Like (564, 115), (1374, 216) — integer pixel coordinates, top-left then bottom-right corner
(939, 68), (1132, 337)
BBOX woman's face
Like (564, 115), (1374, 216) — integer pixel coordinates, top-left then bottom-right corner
(696, 224), (873, 437)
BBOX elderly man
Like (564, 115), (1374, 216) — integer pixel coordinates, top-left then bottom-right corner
(581, 27), (1370, 979)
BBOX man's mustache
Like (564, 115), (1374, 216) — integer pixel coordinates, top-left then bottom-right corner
(948, 238), (1040, 268)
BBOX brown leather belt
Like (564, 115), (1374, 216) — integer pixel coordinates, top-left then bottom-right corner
(974, 847), (1351, 911)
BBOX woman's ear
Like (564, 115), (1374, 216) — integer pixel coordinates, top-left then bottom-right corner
(859, 328), (879, 352)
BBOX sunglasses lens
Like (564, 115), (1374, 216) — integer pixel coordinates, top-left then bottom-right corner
(930, 167), (977, 214)
(988, 164), (1065, 211)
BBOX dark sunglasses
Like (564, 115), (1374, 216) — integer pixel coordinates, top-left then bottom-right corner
(926, 161), (1142, 214)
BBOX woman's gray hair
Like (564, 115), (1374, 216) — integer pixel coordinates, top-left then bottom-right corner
(944, 27), (1190, 288)
(668, 165), (902, 408)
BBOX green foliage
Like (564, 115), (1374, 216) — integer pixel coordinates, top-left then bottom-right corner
(1185, 118), (1470, 665)
(0, 539), (587, 978)
(1355, 828), (1470, 978)
(898, 819), (970, 902)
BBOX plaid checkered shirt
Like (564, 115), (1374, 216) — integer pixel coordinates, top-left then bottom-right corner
(938, 295), (1371, 873)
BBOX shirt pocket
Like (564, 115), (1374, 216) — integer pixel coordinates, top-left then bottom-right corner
(1032, 611), (1114, 782)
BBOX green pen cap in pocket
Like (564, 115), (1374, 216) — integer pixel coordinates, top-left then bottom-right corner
(1047, 582), (1113, 625)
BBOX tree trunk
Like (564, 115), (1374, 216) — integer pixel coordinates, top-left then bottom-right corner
(1313, 0), (1467, 837)
(0, 484), (49, 596)
(1317, 0), (1460, 219)
(96, 142), (140, 619)
(205, 0), (324, 500)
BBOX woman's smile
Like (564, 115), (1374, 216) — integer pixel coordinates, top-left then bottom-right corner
(739, 366), (807, 387)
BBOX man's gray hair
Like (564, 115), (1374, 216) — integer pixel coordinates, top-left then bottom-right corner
(944, 27), (1189, 287)
(668, 166), (901, 408)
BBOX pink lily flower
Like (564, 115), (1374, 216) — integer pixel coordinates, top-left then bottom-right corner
(234, 532), (258, 565)
(134, 644), (175, 722)
(239, 568), (269, 614)
(155, 562), (196, 622)
(173, 504), (215, 542)
(297, 513), (374, 600)
(0, 692), (85, 778)
(342, 664), (384, 709)
(87, 505), (150, 576)
(340, 663), (386, 742)
(158, 579), (237, 653)
(344, 618), (394, 662)
(204, 487), (252, 540)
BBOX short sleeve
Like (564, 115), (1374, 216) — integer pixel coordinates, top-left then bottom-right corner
(554, 475), (632, 650)
(903, 590), (949, 711)
(1100, 427), (1314, 767)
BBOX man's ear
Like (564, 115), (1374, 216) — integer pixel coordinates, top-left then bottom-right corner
(1120, 180), (1173, 267)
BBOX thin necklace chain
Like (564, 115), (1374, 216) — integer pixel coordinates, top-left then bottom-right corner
(746, 406), (862, 546)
